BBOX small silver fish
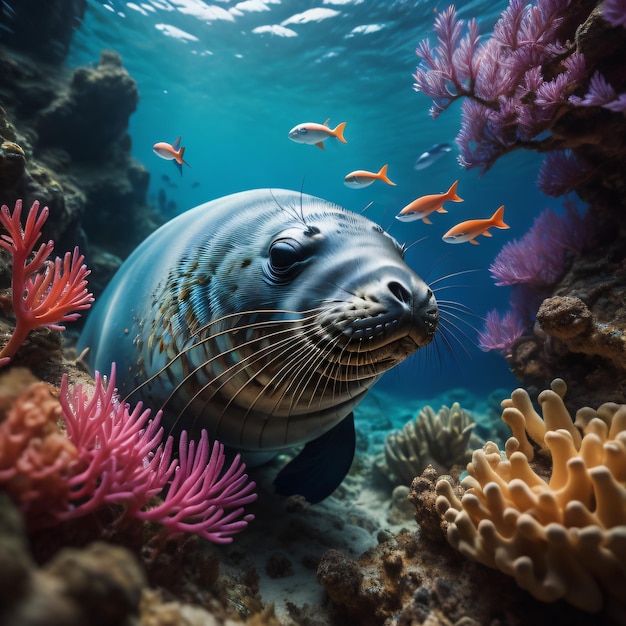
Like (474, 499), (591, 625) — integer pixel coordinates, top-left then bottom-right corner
(414, 143), (453, 170)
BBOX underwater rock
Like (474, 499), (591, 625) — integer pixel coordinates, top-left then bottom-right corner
(37, 50), (139, 161)
(0, 140), (25, 187)
(0, 0), (86, 65)
(511, 235), (626, 410)
(0, 494), (146, 626)
(0, 45), (162, 297)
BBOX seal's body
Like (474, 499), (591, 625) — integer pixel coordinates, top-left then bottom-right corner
(79, 189), (438, 502)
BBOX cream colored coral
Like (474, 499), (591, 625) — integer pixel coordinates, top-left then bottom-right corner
(436, 379), (626, 613)
(377, 402), (478, 485)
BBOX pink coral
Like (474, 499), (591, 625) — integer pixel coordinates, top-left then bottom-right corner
(0, 365), (257, 542)
(0, 199), (93, 363)
(58, 365), (257, 543)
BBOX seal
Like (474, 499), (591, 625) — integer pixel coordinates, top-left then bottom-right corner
(79, 189), (438, 502)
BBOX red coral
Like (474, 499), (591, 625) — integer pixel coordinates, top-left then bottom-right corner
(0, 199), (93, 363)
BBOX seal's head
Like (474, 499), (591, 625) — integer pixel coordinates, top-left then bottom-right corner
(80, 189), (438, 503)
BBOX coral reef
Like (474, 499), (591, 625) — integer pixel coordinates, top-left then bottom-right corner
(413, 1), (626, 407)
(0, 199), (93, 363)
(0, 492), (282, 625)
(0, 365), (257, 540)
(436, 379), (626, 616)
(317, 521), (598, 626)
(375, 402), (480, 485)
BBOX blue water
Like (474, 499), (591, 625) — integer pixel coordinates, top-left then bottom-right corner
(67, 0), (566, 398)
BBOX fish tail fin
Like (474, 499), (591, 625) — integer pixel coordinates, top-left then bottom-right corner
(172, 136), (181, 150)
(447, 179), (463, 202)
(173, 160), (183, 176)
(177, 146), (191, 168)
(491, 205), (509, 229)
(333, 122), (348, 144)
(378, 164), (396, 186)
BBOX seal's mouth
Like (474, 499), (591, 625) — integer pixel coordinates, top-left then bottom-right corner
(307, 294), (439, 378)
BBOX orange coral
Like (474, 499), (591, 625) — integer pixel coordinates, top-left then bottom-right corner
(0, 374), (78, 518)
(436, 379), (626, 613)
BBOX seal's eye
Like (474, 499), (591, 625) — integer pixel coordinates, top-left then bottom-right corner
(269, 240), (304, 272)
(266, 238), (309, 284)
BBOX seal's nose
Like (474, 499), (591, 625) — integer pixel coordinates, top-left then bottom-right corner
(387, 280), (412, 305)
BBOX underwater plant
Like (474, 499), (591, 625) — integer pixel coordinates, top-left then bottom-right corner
(0, 365), (257, 543)
(413, 1), (626, 179)
(0, 199), (93, 364)
(477, 309), (526, 355)
(436, 379), (626, 613)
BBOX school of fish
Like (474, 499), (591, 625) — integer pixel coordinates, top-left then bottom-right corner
(151, 125), (509, 246)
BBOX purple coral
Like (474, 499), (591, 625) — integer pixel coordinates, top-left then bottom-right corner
(489, 205), (592, 286)
(603, 0), (626, 28)
(537, 150), (592, 197)
(414, 1), (579, 172)
(413, 1), (625, 181)
(477, 309), (526, 354)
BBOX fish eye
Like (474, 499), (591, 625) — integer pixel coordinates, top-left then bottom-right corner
(299, 127), (307, 134)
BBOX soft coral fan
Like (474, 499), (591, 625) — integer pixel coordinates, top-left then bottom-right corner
(478, 203), (593, 354)
(0, 199), (93, 363)
(0, 366), (257, 542)
(413, 1), (625, 181)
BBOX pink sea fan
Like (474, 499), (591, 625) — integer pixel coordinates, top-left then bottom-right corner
(477, 309), (526, 354)
(55, 365), (257, 542)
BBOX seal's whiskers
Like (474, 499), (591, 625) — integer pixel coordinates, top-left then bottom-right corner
(169, 312), (323, 434)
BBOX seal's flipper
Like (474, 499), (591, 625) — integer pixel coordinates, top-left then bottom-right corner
(274, 413), (355, 504)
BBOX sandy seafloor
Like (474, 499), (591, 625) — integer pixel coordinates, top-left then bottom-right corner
(212, 383), (507, 623)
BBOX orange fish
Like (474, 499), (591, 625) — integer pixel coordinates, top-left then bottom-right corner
(344, 164), (396, 188)
(153, 136), (190, 175)
(442, 205), (509, 245)
(288, 119), (347, 150)
(395, 180), (463, 223)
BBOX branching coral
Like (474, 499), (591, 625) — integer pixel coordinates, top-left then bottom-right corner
(413, 1), (626, 178)
(376, 402), (479, 485)
(436, 379), (626, 613)
(0, 366), (257, 543)
(0, 199), (93, 363)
